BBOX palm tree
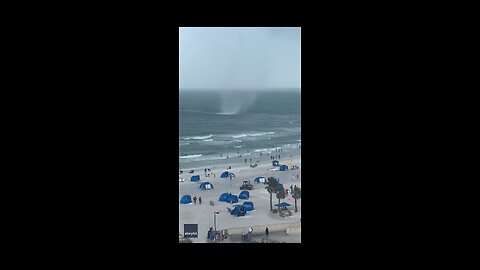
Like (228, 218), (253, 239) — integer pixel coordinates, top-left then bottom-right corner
(266, 177), (279, 211)
(292, 186), (301, 212)
(276, 188), (286, 205)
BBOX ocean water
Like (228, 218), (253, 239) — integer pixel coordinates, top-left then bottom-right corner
(179, 90), (301, 163)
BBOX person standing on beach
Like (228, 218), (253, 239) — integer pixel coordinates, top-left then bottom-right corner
(265, 227), (269, 237)
(199, 197), (202, 205)
(245, 158), (247, 164)
(193, 196), (197, 204)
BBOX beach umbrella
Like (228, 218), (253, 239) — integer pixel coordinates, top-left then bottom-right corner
(220, 171), (230, 179)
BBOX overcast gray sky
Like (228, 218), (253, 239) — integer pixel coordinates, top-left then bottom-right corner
(179, 27), (301, 91)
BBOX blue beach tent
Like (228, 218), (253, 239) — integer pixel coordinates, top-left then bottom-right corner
(254, 177), (267, 184)
(231, 205), (247, 216)
(199, 182), (214, 190)
(242, 201), (254, 211)
(191, 175), (200, 182)
(221, 171), (235, 179)
(180, 195), (192, 204)
(219, 193), (229, 202)
(275, 202), (291, 208)
(280, 165), (288, 171)
(226, 194), (238, 203)
(239, 190), (249, 199)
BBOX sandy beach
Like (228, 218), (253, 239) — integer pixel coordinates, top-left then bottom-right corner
(179, 148), (301, 243)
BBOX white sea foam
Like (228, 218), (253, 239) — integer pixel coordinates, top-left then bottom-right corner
(183, 135), (213, 140)
(254, 148), (278, 153)
(249, 132), (275, 136)
(233, 146), (242, 148)
(232, 132), (274, 138)
(179, 154), (202, 159)
(203, 139), (213, 142)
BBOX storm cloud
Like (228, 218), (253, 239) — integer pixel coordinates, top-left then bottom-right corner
(179, 27), (301, 91)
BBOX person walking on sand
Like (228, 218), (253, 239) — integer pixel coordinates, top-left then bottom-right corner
(193, 196), (197, 204)
(199, 197), (202, 205)
(265, 227), (269, 237)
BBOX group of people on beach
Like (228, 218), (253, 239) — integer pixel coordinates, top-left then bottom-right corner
(204, 168), (215, 178)
(270, 155), (280, 160)
(192, 196), (202, 205)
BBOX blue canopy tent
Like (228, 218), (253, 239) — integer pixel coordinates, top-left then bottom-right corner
(239, 190), (249, 199)
(275, 202), (291, 208)
(254, 177), (267, 184)
(199, 182), (214, 190)
(220, 172), (235, 179)
(272, 160), (279, 166)
(231, 205), (246, 216)
(226, 194), (238, 203)
(279, 165), (288, 171)
(180, 195), (192, 204)
(219, 193), (229, 202)
(191, 175), (200, 182)
(243, 201), (254, 211)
